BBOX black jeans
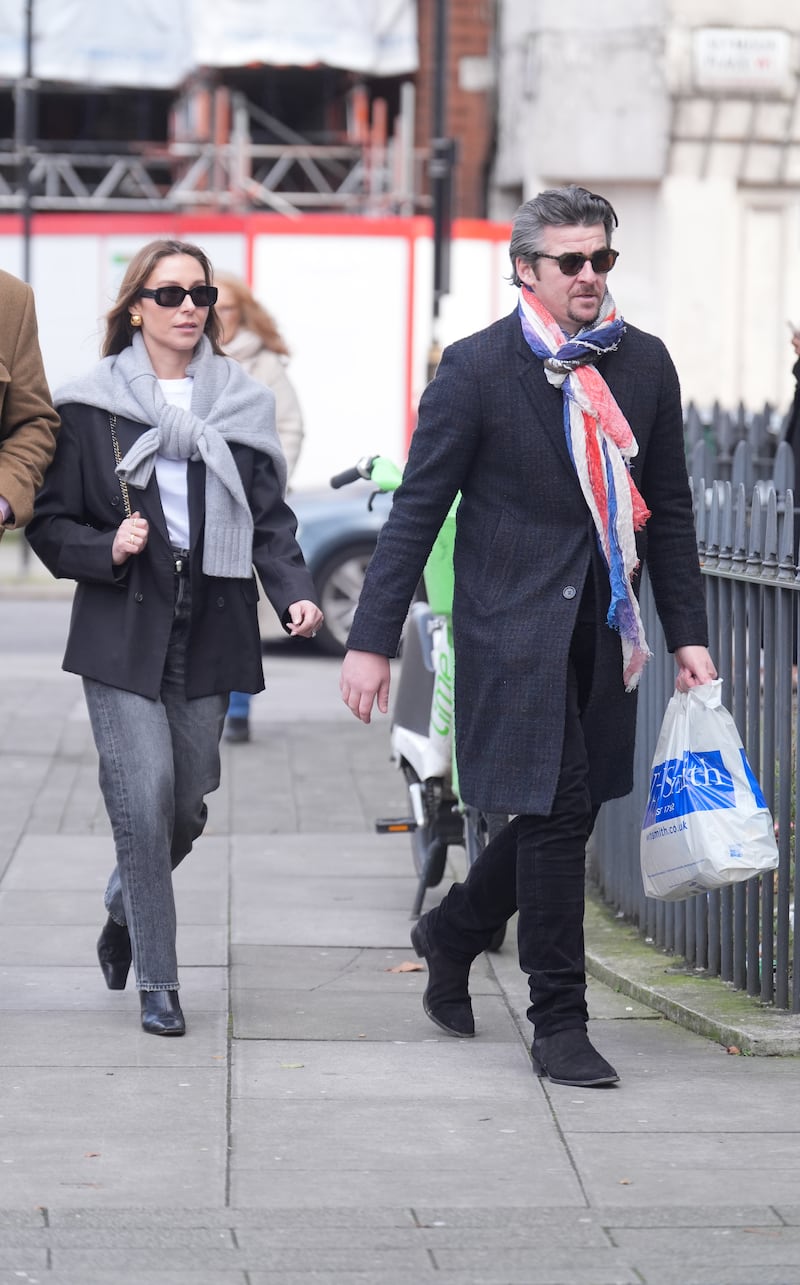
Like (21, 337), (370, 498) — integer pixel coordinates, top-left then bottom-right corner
(427, 623), (596, 1037)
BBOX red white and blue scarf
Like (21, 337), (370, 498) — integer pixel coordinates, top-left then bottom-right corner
(518, 286), (651, 691)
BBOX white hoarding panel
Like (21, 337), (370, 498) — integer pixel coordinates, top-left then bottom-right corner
(250, 232), (411, 487)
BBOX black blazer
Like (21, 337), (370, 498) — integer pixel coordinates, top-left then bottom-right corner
(26, 402), (317, 700)
(347, 310), (708, 815)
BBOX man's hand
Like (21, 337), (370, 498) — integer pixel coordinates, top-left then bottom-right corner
(674, 645), (717, 693)
(340, 650), (391, 724)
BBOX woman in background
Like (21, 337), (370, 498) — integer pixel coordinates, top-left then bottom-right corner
(27, 239), (321, 1036)
(215, 272), (305, 743)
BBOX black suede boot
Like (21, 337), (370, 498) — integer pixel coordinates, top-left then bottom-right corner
(96, 915), (132, 990)
(531, 1029), (619, 1087)
(411, 915), (474, 1037)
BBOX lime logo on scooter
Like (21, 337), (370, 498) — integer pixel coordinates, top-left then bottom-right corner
(430, 630), (454, 741)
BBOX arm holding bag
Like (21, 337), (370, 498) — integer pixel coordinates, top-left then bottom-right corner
(640, 679), (778, 901)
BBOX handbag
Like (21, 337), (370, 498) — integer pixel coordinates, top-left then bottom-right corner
(640, 679), (778, 901)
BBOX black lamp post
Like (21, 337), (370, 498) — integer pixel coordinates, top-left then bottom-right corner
(14, 0), (34, 283)
(427, 0), (455, 381)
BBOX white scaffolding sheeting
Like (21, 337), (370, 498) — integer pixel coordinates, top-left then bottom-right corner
(0, 0), (418, 87)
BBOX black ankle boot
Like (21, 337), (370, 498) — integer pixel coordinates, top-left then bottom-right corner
(140, 990), (185, 1036)
(411, 915), (474, 1037)
(96, 915), (132, 990)
(531, 1029), (619, 1087)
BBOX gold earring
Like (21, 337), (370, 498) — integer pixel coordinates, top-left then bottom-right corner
(130, 313), (142, 328)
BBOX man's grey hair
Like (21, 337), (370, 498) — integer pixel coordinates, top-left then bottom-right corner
(508, 185), (619, 287)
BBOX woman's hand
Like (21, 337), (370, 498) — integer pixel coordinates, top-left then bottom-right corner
(286, 599), (323, 638)
(111, 511), (150, 566)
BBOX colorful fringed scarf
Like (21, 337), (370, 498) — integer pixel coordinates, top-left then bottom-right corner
(518, 286), (651, 691)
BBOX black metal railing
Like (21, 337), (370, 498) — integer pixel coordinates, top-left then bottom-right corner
(591, 473), (800, 1011)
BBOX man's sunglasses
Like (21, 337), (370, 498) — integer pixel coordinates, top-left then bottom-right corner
(139, 285), (218, 308)
(530, 249), (619, 277)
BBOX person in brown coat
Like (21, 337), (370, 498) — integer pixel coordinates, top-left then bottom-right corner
(0, 268), (60, 534)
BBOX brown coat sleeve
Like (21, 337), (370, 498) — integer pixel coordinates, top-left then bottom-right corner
(0, 270), (60, 532)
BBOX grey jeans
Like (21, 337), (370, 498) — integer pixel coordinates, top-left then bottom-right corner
(83, 572), (227, 990)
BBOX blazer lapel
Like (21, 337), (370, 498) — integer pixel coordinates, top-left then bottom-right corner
(187, 459), (205, 557)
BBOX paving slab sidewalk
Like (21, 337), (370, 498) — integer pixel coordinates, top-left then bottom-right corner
(1, 597), (800, 1285)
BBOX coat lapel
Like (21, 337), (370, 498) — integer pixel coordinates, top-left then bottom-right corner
(600, 346), (644, 479)
(510, 318), (579, 484)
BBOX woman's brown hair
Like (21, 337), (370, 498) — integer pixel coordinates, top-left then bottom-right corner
(213, 271), (290, 356)
(102, 239), (224, 357)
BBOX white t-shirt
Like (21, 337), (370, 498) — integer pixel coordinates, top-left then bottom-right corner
(155, 377), (192, 549)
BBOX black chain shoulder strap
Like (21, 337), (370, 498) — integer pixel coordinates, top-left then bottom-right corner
(109, 414), (132, 519)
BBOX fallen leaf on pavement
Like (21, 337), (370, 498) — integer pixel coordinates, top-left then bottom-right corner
(726, 1045), (741, 1056)
(385, 961), (424, 973)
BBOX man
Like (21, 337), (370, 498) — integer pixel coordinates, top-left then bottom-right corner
(0, 269), (60, 535)
(340, 186), (716, 1088)
(784, 325), (800, 484)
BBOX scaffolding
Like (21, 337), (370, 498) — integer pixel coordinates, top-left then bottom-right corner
(1, 85), (428, 217)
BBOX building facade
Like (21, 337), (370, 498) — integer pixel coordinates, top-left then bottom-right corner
(489, 0), (800, 413)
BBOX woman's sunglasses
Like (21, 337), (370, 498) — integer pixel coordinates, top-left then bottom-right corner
(530, 249), (619, 277)
(139, 285), (219, 308)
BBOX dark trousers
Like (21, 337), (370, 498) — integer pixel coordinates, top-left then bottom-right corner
(427, 622), (596, 1037)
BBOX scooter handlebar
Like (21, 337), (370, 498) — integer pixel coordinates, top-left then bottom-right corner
(329, 465), (364, 489)
(329, 454), (378, 489)
(329, 454), (403, 493)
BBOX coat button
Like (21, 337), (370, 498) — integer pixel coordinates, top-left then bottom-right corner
(216, 596), (225, 608)
(110, 495), (119, 507)
(135, 592), (143, 603)
(562, 585), (577, 600)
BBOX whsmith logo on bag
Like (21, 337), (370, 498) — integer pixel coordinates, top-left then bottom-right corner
(643, 750), (735, 827)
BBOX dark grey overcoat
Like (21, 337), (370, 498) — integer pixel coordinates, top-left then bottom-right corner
(346, 309), (709, 815)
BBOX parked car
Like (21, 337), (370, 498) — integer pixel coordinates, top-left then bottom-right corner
(259, 481), (392, 656)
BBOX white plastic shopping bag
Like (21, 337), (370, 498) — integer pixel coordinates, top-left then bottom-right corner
(640, 680), (778, 901)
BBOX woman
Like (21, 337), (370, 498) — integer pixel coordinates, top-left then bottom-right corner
(214, 271), (304, 475)
(215, 271), (305, 743)
(26, 239), (322, 1037)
